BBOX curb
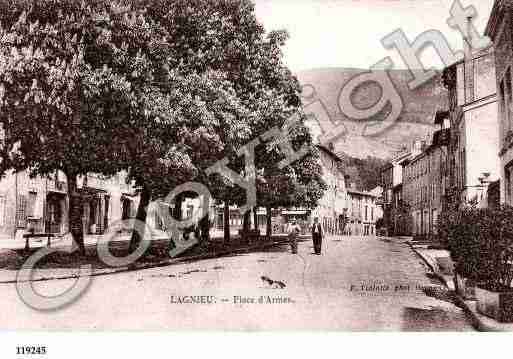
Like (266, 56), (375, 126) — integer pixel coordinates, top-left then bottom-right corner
(451, 296), (494, 332)
(406, 241), (502, 332)
(0, 237), (294, 284)
(407, 242), (437, 273)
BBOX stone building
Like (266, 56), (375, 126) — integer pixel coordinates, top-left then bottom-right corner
(369, 186), (384, 222)
(380, 150), (415, 236)
(310, 145), (349, 236)
(402, 148), (429, 237)
(345, 186), (379, 236)
(0, 170), (138, 240)
(402, 129), (450, 238)
(486, 0), (513, 206)
(441, 45), (499, 208)
(211, 144), (349, 237)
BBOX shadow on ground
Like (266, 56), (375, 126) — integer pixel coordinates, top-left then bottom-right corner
(401, 306), (470, 331)
(0, 237), (297, 271)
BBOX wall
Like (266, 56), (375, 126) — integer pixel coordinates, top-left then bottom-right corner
(0, 171), (16, 239)
(492, 9), (513, 205)
(0, 170), (138, 239)
(310, 148), (348, 235)
(464, 100), (500, 202)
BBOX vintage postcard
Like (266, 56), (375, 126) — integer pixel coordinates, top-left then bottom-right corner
(0, 1), (510, 350)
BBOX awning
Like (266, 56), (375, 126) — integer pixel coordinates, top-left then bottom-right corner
(282, 210), (308, 215)
(121, 193), (137, 201)
(79, 186), (107, 199)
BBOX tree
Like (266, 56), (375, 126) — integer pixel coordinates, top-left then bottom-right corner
(139, 0), (322, 244)
(336, 153), (388, 191)
(0, 0), (328, 257)
(0, 0), (109, 254)
(0, 0), (181, 254)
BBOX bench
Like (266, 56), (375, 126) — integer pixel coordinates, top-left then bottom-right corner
(22, 233), (56, 251)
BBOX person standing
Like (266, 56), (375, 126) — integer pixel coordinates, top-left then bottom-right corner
(288, 220), (300, 254)
(311, 217), (323, 255)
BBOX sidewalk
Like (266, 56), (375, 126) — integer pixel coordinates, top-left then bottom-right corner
(0, 228), (292, 251)
(407, 239), (513, 332)
(0, 232), (304, 284)
(0, 228), (202, 252)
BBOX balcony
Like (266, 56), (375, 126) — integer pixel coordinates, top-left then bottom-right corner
(434, 110), (449, 126)
(432, 129), (451, 147)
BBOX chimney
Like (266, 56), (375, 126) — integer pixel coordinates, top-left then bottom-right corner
(411, 140), (421, 156)
(463, 15), (474, 102)
(464, 15), (473, 60)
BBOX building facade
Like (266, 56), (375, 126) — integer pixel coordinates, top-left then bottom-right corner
(441, 45), (500, 208)
(486, 0), (513, 206)
(345, 187), (379, 236)
(211, 145), (349, 237)
(380, 150), (415, 236)
(0, 170), (138, 240)
(402, 133), (450, 237)
(310, 145), (349, 236)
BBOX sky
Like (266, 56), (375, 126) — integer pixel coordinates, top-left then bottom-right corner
(254, 0), (495, 72)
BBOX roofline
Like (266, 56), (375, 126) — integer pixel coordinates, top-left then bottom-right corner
(441, 45), (494, 73)
(316, 144), (343, 163)
(381, 162), (394, 172)
(409, 151), (427, 164)
(347, 189), (377, 198)
(485, 0), (505, 39)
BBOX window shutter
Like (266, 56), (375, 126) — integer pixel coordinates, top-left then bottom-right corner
(130, 202), (137, 218)
(33, 192), (44, 218)
(0, 196), (5, 227)
(16, 194), (27, 228)
(28, 192), (37, 217)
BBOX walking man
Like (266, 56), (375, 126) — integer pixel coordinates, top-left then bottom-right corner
(288, 220), (300, 254)
(311, 217), (323, 255)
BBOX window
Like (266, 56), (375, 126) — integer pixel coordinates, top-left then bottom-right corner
(501, 80), (508, 137)
(507, 164), (513, 205)
(16, 194), (27, 228)
(432, 209), (438, 235)
(0, 196), (5, 227)
(28, 191), (37, 217)
(457, 63), (465, 105)
(186, 205), (194, 220)
(462, 149), (466, 188)
(506, 68), (513, 130)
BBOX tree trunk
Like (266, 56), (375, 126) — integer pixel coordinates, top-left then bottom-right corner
(200, 216), (210, 243)
(253, 207), (258, 231)
(243, 210), (251, 233)
(129, 185), (151, 253)
(173, 193), (184, 221)
(223, 203), (230, 243)
(66, 173), (85, 256)
(266, 205), (272, 240)
(242, 210), (251, 243)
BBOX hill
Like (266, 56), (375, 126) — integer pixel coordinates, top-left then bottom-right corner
(297, 67), (447, 160)
(337, 152), (388, 192)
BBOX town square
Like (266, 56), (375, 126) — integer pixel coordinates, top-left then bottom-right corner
(0, 0), (512, 340)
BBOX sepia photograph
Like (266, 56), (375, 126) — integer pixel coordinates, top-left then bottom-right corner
(0, 0), (511, 352)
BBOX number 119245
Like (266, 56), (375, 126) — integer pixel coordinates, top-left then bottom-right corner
(16, 346), (47, 355)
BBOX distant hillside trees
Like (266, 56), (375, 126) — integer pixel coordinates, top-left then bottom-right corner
(337, 153), (388, 191)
